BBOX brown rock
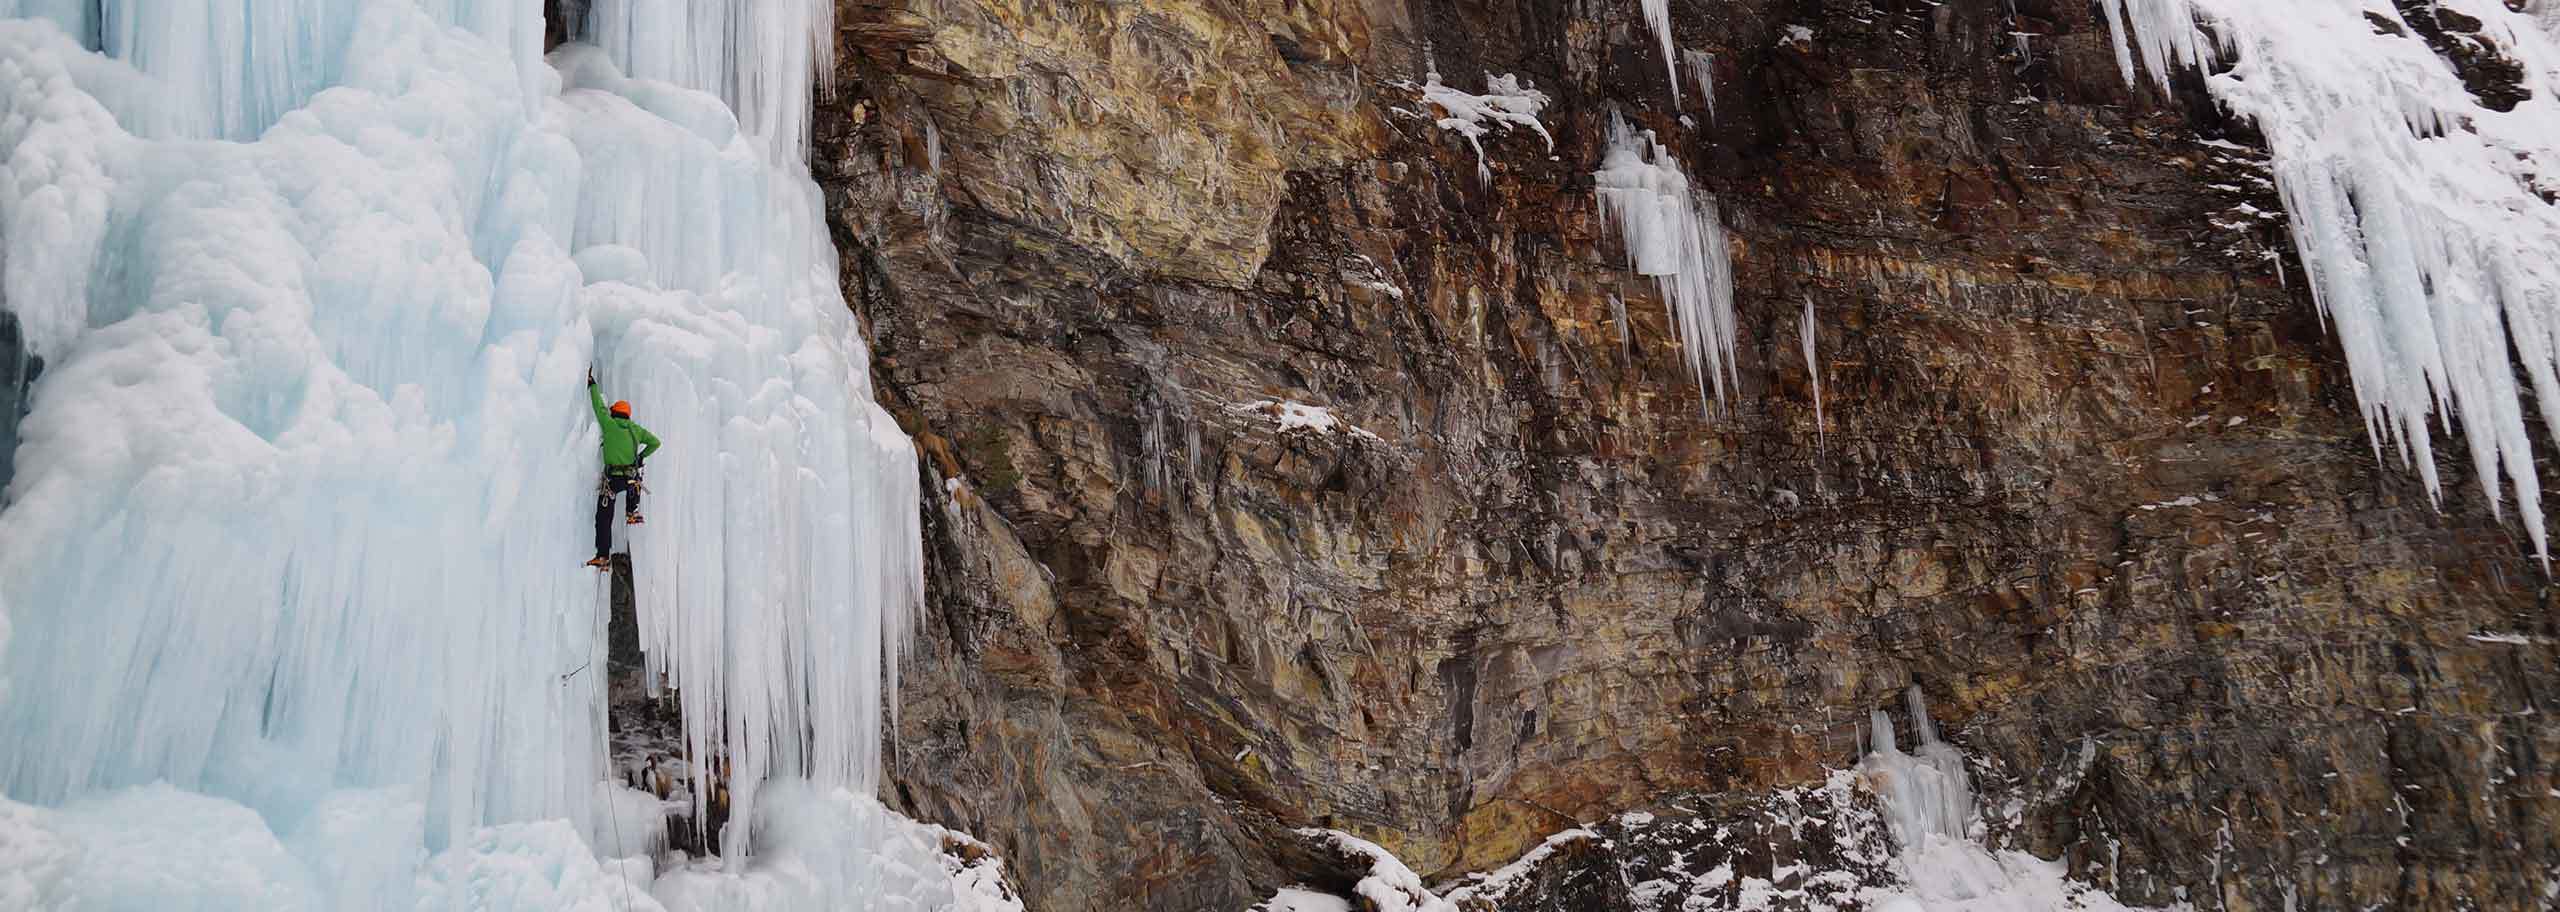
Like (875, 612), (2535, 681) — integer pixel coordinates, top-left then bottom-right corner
(815, 0), (2560, 908)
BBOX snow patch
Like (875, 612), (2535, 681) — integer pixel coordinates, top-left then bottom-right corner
(418, 818), (668, 912)
(1443, 827), (1603, 907)
(2470, 631), (2544, 645)
(0, 796), (74, 910)
(2137, 494), (2221, 511)
(51, 784), (326, 911)
(651, 782), (1022, 912)
(1420, 71), (1552, 185)
(1232, 399), (1384, 441)
(1253, 886), (1356, 912)
(1299, 829), (1455, 912)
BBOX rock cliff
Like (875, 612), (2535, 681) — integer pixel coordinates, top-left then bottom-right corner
(810, 0), (2560, 908)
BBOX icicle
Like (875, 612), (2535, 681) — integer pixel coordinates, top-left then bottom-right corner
(1904, 685), (1938, 746)
(1682, 48), (1715, 121)
(1640, 0), (1680, 104)
(582, 0), (835, 162)
(2098, 0), (2560, 564)
(1801, 298), (1823, 440)
(1594, 111), (1739, 407)
(923, 116), (943, 176)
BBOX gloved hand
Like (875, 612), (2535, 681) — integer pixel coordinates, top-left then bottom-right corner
(588, 367), (597, 386)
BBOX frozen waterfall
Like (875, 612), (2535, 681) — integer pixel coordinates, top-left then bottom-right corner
(2101, 0), (2560, 563)
(0, 1), (952, 907)
(1858, 689), (2160, 912)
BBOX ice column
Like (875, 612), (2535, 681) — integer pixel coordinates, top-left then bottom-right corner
(582, 0), (833, 160)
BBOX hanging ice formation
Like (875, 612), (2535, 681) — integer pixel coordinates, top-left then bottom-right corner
(1640, 0), (1682, 104)
(2100, 0), (2560, 562)
(1682, 48), (1717, 120)
(1859, 689), (2160, 911)
(0, 0), (955, 906)
(1594, 111), (1741, 407)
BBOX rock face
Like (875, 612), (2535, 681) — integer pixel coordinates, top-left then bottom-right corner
(0, 311), (37, 494)
(813, 0), (2560, 908)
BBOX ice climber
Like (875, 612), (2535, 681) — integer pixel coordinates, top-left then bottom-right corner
(588, 369), (661, 569)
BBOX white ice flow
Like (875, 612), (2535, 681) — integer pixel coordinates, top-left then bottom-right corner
(0, 0), (960, 907)
(1595, 111), (1741, 408)
(1860, 688), (2166, 912)
(2100, 0), (2560, 562)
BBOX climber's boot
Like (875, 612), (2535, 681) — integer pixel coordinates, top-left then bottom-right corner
(586, 555), (611, 569)
(626, 513), (645, 525)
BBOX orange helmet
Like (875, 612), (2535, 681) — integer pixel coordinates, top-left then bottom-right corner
(611, 400), (632, 418)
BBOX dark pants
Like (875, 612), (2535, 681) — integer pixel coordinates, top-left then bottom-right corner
(595, 472), (641, 558)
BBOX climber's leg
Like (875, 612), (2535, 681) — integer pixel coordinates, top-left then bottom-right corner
(591, 482), (615, 566)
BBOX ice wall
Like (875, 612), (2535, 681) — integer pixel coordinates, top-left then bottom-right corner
(1594, 111), (1741, 407)
(0, 0), (925, 906)
(2100, 0), (2560, 562)
(581, 0), (832, 161)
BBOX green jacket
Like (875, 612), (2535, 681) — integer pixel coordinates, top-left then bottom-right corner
(590, 382), (661, 470)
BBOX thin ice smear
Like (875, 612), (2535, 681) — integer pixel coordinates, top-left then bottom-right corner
(2098, 0), (2560, 563)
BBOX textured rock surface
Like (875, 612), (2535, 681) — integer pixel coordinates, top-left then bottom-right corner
(0, 311), (37, 494)
(813, 0), (2560, 908)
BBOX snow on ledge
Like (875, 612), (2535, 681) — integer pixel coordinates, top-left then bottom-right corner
(1230, 400), (1385, 442)
(1249, 885), (1354, 912)
(2469, 631), (2547, 646)
(1442, 827), (1604, 907)
(1295, 829), (1454, 912)
(1419, 71), (1553, 185)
